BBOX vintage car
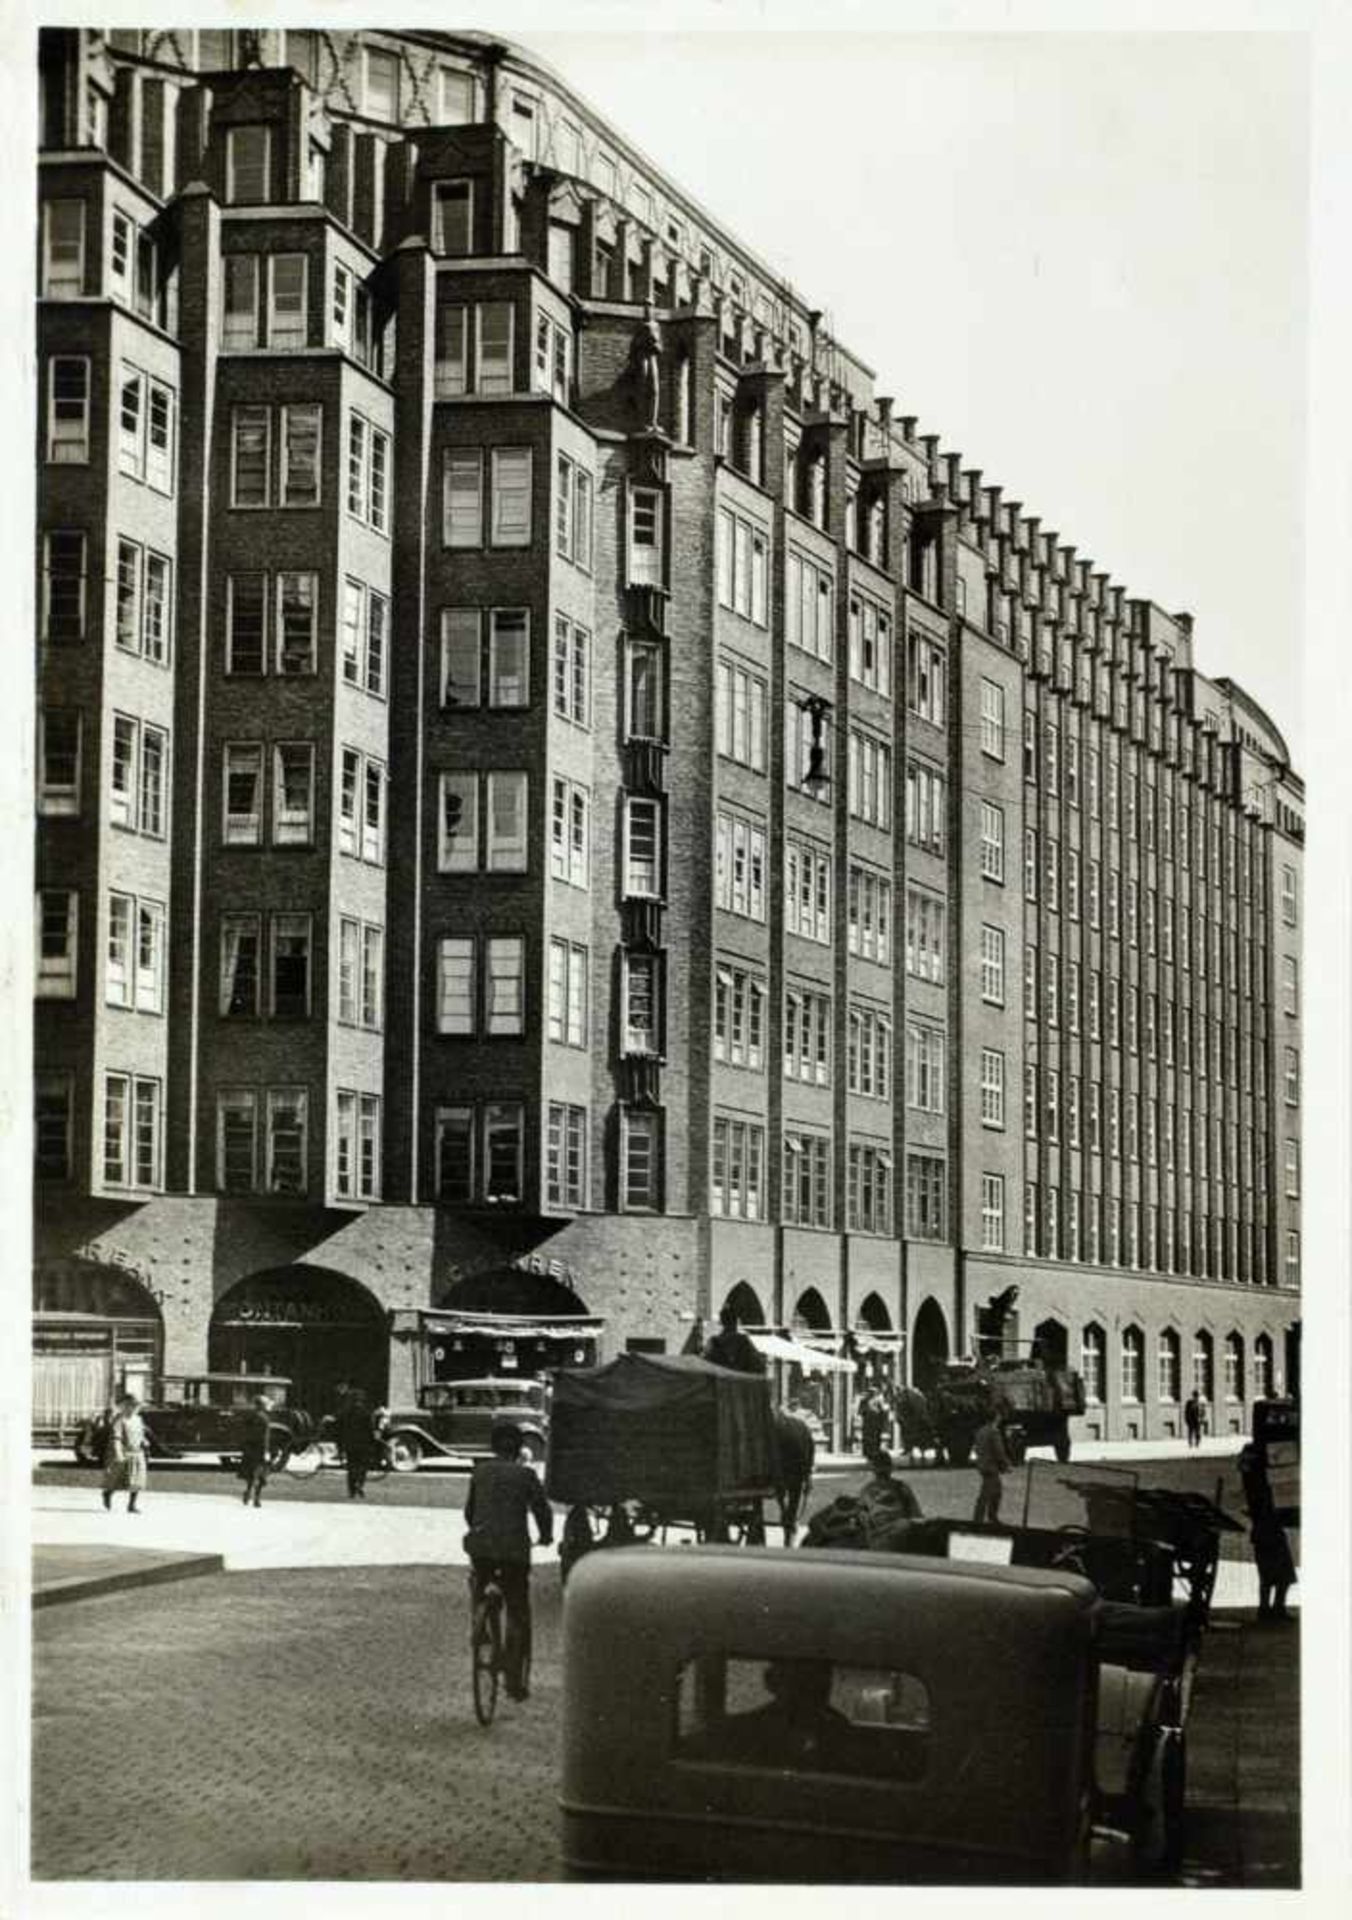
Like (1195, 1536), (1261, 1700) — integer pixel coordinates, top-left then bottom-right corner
(374, 1377), (550, 1471)
(74, 1373), (311, 1470)
(561, 1544), (1103, 1883)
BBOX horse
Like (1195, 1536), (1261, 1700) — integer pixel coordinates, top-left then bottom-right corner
(772, 1410), (816, 1545)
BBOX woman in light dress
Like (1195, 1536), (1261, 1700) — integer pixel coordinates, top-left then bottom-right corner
(101, 1392), (149, 1514)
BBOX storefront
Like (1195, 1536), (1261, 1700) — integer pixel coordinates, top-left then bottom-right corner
(208, 1265), (389, 1420)
(418, 1259), (603, 1385)
(32, 1258), (163, 1439)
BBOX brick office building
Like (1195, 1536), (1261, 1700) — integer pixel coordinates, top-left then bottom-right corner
(33, 25), (1302, 1444)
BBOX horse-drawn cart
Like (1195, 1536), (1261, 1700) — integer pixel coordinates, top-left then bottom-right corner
(546, 1353), (807, 1580)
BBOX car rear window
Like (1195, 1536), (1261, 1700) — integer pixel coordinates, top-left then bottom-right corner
(673, 1655), (929, 1781)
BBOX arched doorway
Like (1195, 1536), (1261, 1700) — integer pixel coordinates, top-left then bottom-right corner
(431, 1264), (600, 1381)
(32, 1257), (164, 1436)
(792, 1287), (831, 1333)
(209, 1266), (388, 1420)
(855, 1292), (899, 1396)
(719, 1281), (766, 1329)
(1032, 1318), (1069, 1371)
(912, 1297), (950, 1391)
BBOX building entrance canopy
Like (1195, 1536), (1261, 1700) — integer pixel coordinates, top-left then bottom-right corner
(423, 1309), (606, 1342)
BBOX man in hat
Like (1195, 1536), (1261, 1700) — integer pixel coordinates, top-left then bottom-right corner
(239, 1393), (273, 1508)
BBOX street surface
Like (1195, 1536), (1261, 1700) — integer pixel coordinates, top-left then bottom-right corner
(30, 1449), (1292, 1882)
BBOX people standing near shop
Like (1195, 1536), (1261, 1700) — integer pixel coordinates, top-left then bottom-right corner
(1184, 1392), (1204, 1449)
(859, 1386), (888, 1465)
(1238, 1442), (1296, 1621)
(101, 1393), (149, 1513)
(239, 1393), (273, 1508)
(338, 1388), (378, 1500)
(703, 1303), (766, 1375)
(972, 1405), (1011, 1525)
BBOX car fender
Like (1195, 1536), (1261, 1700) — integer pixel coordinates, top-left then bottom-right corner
(387, 1422), (455, 1458)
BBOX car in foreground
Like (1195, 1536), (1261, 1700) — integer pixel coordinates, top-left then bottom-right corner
(74, 1373), (312, 1470)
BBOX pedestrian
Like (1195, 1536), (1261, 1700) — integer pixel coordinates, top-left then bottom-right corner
(859, 1387), (887, 1464)
(1238, 1443), (1296, 1621)
(972, 1404), (1011, 1525)
(464, 1420), (555, 1702)
(239, 1393), (273, 1508)
(1184, 1392), (1203, 1449)
(703, 1302), (767, 1376)
(339, 1389), (378, 1500)
(101, 1392), (149, 1514)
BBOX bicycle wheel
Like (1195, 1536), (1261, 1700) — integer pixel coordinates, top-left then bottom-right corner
(472, 1593), (501, 1727)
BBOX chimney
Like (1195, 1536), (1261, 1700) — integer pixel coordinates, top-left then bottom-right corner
(899, 415), (917, 444)
(920, 433), (941, 477)
(984, 484), (1003, 529)
(964, 468), (983, 512)
(944, 451), (963, 499)
(875, 395), (894, 433)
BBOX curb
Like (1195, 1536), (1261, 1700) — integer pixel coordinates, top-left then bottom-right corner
(34, 1552), (225, 1609)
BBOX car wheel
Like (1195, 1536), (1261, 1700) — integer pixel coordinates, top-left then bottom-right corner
(388, 1434), (421, 1473)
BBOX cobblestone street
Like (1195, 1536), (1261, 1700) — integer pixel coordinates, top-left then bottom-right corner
(33, 1566), (565, 1881)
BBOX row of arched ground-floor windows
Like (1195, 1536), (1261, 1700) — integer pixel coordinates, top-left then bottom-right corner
(1080, 1324), (1274, 1409)
(714, 1281), (1281, 1417)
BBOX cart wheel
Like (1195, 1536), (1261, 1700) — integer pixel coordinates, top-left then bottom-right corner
(1132, 1727), (1186, 1875)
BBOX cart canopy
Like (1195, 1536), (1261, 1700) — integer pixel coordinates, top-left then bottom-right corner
(546, 1353), (778, 1506)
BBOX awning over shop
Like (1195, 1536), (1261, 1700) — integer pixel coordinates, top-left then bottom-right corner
(750, 1332), (856, 1375)
(422, 1310), (605, 1342)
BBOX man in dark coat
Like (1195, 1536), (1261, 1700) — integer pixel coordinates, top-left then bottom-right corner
(337, 1388), (378, 1499)
(239, 1394), (272, 1508)
(703, 1303), (766, 1375)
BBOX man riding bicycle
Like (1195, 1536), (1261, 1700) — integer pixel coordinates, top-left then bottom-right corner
(464, 1418), (554, 1701)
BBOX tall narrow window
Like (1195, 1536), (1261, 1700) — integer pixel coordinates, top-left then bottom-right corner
(42, 532), (87, 641)
(441, 608), (481, 706)
(271, 914), (312, 1018)
(47, 357), (90, 463)
(628, 486), (663, 586)
(36, 890), (78, 999)
(490, 448), (532, 546)
(624, 797), (662, 898)
(280, 403), (321, 506)
(43, 199), (86, 296)
(38, 709), (82, 815)
(275, 572), (317, 674)
(485, 772), (528, 871)
(267, 254), (308, 348)
(434, 180), (473, 256)
(477, 303), (513, 395)
(486, 937), (525, 1035)
(226, 126), (270, 204)
(444, 448), (483, 547)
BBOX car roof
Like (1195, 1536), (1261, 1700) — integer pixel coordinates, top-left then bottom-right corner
(160, 1372), (294, 1386)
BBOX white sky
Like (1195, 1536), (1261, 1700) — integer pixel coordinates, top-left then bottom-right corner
(526, 27), (1309, 761)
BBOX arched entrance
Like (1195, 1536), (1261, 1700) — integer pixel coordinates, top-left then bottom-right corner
(792, 1287), (831, 1333)
(32, 1257), (164, 1436)
(854, 1292), (900, 1395)
(430, 1264), (600, 1381)
(719, 1280), (766, 1328)
(912, 1297), (950, 1391)
(209, 1266), (388, 1420)
(1032, 1318), (1069, 1371)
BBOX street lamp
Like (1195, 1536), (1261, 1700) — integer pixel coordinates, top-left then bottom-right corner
(801, 693), (832, 794)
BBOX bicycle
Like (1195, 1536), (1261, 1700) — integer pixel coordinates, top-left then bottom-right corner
(469, 1565), (531, 1726)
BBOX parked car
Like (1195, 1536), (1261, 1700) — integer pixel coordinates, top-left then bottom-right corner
(368, 1377), (550, 1471)
(74, 1373), (311, 1470)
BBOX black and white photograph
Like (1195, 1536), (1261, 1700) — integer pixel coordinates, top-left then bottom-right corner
(5, 0), (1350, 1903)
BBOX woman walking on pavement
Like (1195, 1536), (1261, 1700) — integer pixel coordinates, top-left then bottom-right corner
(239, 1393), (273, 1508)
(101, 1393), (149, 1514)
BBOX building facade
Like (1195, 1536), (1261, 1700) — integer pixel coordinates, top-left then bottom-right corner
(34, 25), (1302, 1444)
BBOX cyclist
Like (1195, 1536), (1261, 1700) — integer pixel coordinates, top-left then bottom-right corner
(464, 1418), (554, 1700)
